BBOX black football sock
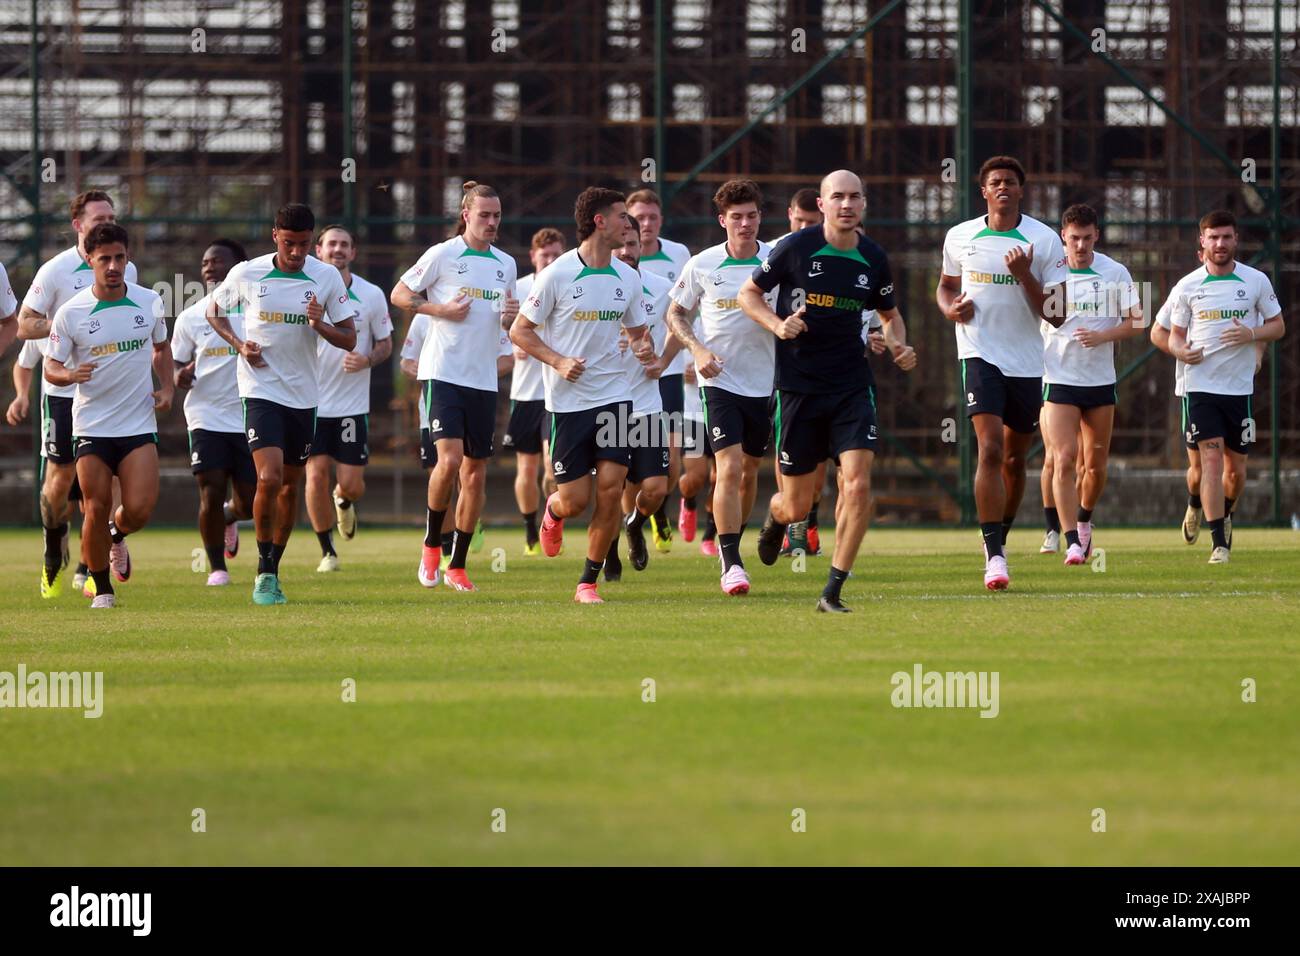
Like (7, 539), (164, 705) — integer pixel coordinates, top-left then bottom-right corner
(75, 561), (88, 576)
(627, 508), (649, 533)
(43, 523), (67, 579)
(205, 544), (227, 573)
(546, 501), (563, 523)
(683, 495), (697, 511)
(808, 501), (820, 529)
(109, 520), (126, 544)
(336, 496), (352, 510)
(718, 533), (742, 572)
(1064, 529), (1080, 549)
(981, 522), (1004, 559)
(1224, 496), (1236, 517)
(1188, 492), (1202, 511)
(579, 558), (603, 585)
(441, 530), (455, 553)
(424, 508), (445, 548)
(317, 530), (336, 557)
(1208, 517), (1227, 550)
(1044, 507), (1060, 533)
(448, 527), (473, 570)
(271, 543), (287, 575)
(91, 567), (113, 596)
(1000, 516), (1015, 545)
(822, 565), (849, 601)
(523, 511), (539, 545)
(1077, 506), (1093, 523)
(703, 511), (718, 541)
(257, 540), (274, 575)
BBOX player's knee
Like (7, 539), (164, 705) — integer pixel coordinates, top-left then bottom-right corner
(122, 503), (152, 531)
(977, 441), (1004, 469)
(438, 449), (465, 475)
(339, 475), (365, 500)
(1052, 446), (1077, 474)
(842, 472), (870, 503)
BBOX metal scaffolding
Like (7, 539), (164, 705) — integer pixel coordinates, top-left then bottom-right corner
(0, 0), (1296, 522)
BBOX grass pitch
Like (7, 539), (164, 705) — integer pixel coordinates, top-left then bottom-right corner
(1, 523), (1297, 865)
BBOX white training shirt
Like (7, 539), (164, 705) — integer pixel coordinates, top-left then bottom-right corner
(941, 214), (1068, 377)
(519, 248), (644, 414)
(401, 313), (429, 365)
(171, 292), (245, 434)
(1170, 261), (1281, 396)
(23, 247), (140, 399)
(0, 261), (16, 320)
(509, 273), (547, 402)
(670, 240), (776, 398)
(622, 270), (674, 416)
(316, 272), (393, 418)
(211, 253), (356, 409)
(401, 235), (518, 393)
(1154, 286), (1187, 397)
(638, 237), (691, 375)
(46, 282), (168, 438)
(1042, 252), (1138, 387)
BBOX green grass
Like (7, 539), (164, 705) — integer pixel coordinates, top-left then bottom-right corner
(1, 524), (1297, 865)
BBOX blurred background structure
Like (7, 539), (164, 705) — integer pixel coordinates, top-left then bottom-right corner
(1, 0), (1296, 525)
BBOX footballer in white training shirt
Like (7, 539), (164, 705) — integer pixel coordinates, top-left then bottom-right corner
(511, 186), (654, 604)
(503, 227), (564, 555)
(938, 155), (1068, 590)
(626, 188), (691, 550)
(306, 225), (394, 570)
(207, 202), (358, 606)
(18, 190), (139, 598)
(606, 224), (674, 580)
(170, 239), (255, 587)
(44, 223), (172, 609)
(1167, 209), (1284, 564)
(666, 179), (776, 596)
(392, 181), (519, 592)
(1040, 204), (1142, 566)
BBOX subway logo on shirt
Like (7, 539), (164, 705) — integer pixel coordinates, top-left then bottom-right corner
(90, 338), (149, 356)
(260, 311), (308, 325)
(203, 344), (238, 357)
(574, 310), (624, 322)
(1196, 308), (1250, 322)
(967, 271), (1020, 285)
(806, 292), (867, 310)
(459, 286), (501, 302)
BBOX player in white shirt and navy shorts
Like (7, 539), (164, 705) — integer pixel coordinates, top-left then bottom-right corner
(207, 203), (359, 605)
(171, 239), (255, 587)
(504, 228), (565, 555)
(16, 190), (139, 598)
(44, 223), (174, 609)
(938, 156), (1069, 591)
(511, 187), (656, 605)
(306, 225), (394, 570)
(1167, 210), (1285, 564)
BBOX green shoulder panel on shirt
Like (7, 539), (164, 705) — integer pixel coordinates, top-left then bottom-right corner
(259, 267), (312, 281)
(971, 226), (1029, 243)
(639, 249), (673, 263)
(574, 265), (619, 281)
(1068, 267), (1100, 276)
(718, 256), (763, 268)
(457, 247), (500, 261)
(90, 295), (141, 314)
(1201, 273), (1244, 283)
(811, 243), (870, 266)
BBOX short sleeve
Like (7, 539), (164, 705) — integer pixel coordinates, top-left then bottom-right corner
(669, 257), (704, 311)
(1169, 282), (1192, 329)
(370, 296), (394, 341)
(498, 330), (512, 358)
(752, 238), (795, 293)
(620, 282), (645, 329)
(211, 260), (247, 314)
(1255, 273), (1282, 320)
(323, 271), (357, 326)
(22, 259), (58, 316)
(1035, 234), (1069, 290)
(519, 267), (558, 328)
(1116, 265), (1139, 312)
(171, 313), (195, 362)
(400, 315), (427, 361)
(941, 228), (961, 278)
(871, 250), (897, 312)
(17, 338), (41, 369)
(399, 245), (442, 296)
(125, 261), (139, 284)
(46, 306), (73, 365)
(0, 263), (16, 318)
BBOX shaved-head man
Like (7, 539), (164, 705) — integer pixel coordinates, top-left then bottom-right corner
(739, 170), (917, 612)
